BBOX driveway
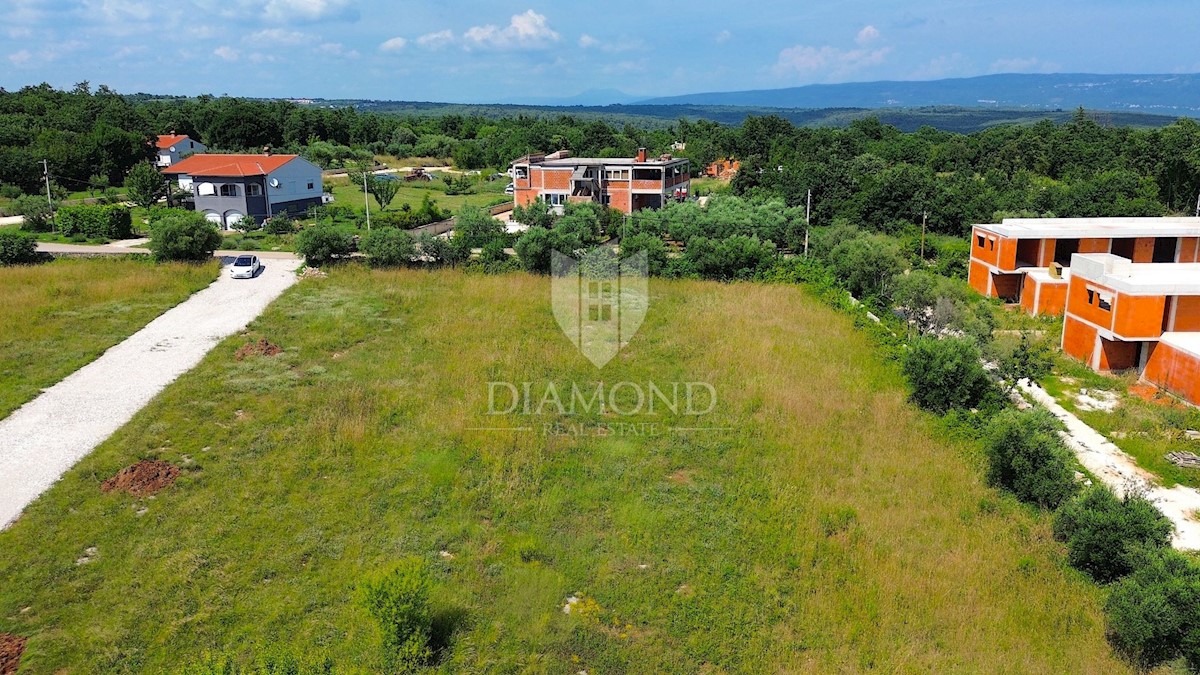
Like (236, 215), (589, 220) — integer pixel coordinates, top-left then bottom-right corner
(0, 256), (303, 529)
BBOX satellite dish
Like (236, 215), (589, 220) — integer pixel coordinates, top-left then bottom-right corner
(269, 178), (281, 188)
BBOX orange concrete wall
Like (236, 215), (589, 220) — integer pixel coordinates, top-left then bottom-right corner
(1021, 276), (1068, 316)
(998, 237), (1018, 271)
(1063, 315), (1099, 366)
(1172, 296), (1200, 332)
(1042, 239), (1057, 265)
(1179, 238), (1200, 263)
(968, 259), (992, 295)
(514, 190), (538, 207)
(631, 179), (662, 191)
(970, 227), (1000, 267)
(1144, 342), (1200, 405)
(538, 168), (570, 190)
(1080, 238), (1111, 254)
(1066, 277), (1115, 332)
(608, 190), (631, 213)
(1112, 293), (1167, 339)
(1133, 238), (1156, 263)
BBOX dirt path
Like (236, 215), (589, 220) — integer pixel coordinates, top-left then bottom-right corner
(1020, 380), (1200, 549)
(0, 257), (302, 529)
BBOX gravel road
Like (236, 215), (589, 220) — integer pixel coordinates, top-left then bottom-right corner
(0, 256), (302, 529)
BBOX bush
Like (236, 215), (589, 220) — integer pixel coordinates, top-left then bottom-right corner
(0, 229), (38, 265)
(0, 184), (21, 199)
(148, 212), (223, 262)
(57, 204), (133, 239)
(295, 225), (353, 266)
(1054, 485), (1174, 583)
(8, 194), (54, 232)
(264, 212), (295, 235)
(827, 233), (906, 300)
(358, 559), (433, 673)
(984, 408), (1078, 508)
(684, 235), (776, 280)
(363, 228), (415, 267)
(902, 336), (993, 414)
(1104, 546), (1200, 672)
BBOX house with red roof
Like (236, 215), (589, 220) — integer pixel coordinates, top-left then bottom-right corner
(155, 134), (207, 168)
(162, 152), (324, 228)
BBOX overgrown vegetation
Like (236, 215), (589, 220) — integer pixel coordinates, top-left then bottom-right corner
(148, 212), (223, 262)
(0, 229), (38, 265)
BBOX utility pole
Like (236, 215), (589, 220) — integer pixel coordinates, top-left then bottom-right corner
(362, 170), (371, 231)
(921, 211), (928, 259)
(42, 159), (54, 233)
(804, 189), (811, 257)
(1195, 190), (1199, 218)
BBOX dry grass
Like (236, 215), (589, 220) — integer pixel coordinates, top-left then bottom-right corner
(0, 257), (219, 418)
(0, 267), (1129, 673)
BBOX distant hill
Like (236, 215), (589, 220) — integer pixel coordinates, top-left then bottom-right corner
(636, 73), (1200, 115)
(315, 98), (1185, 133)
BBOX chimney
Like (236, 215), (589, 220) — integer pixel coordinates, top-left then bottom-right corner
(636, 147), (647, 163)
(263, 145), (271, 156)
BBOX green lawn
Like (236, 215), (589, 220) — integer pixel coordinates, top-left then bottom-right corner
(0, 268), (1128, 673)
(0, 258), (219, 419)
(325, 174), (508, 215)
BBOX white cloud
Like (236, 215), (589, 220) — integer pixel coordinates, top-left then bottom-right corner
(319, 42), (359, 58)
(213, 45), (240, 61)
(247, 28), (309, 44)
(263, 0), (354, 22)
(379, 36), (408, 52)
(775, 44), (891, 78)
(417, 29), (455, 49)
(8, 49), (32, 66)
(911, 53), (971, 80)
(990, 57), (1061, 73)
(462, 9), (559, 50)
(856, 25), (880, 46)
(575, 33), (641, 53)
(715, 30), (731, 44)
(579, 33), (599, 48)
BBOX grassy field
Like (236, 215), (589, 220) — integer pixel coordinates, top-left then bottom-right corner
(325, 174), (508, 215)
(0, 268), (1130, 673)
(0, 258), (219, 419)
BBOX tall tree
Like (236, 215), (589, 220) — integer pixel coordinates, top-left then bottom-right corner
(125, 162), (166, 209)
(366, 176), (400, 211)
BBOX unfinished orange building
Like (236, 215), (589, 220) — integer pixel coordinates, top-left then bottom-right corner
(968, 217), (1200, 315)
(1062, 253), (1200, 405)
(510, 149), (690, 215)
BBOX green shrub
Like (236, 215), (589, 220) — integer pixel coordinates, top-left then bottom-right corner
(9, 194), (54, 232)
(684, 235), (776, 281)
(148, 212), (223, 262)
(902, 336), (993, 414)
(0, 184), (21, 199)
(1104, 546), (1200, 672)
(1054, 485), (1173, 583)
(57, 204), (133, 239)
(984, 408), (1078, 508)
(295, 225), (353, 266)
(264, 212), (295, 235)
(358, 558), (432, 673)
(0, 229), (38, 265)
(362, 228), (415, 267)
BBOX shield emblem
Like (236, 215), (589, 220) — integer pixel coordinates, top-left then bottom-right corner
(551, 246), (648, 368)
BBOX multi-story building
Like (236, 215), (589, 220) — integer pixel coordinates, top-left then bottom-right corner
(968, 217), (1200, 315)
(155, 134), (206, 168)
(1062, 253), (1200, 404)
(163, 153), (323, 229)
(510, 149), (690, 215)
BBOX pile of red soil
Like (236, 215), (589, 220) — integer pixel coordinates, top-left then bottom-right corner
(235, 338), (282, 361)
(0, 633), (26, 675)
(100, 460), (180, 497)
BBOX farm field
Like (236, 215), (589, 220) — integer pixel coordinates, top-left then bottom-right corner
(0, 268), (1129, 673)
(0, 258), (219, 420)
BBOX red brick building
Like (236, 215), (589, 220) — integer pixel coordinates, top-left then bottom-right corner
(968, 217), (1200, 316)
(510, 149), (690, 215)
(1062, 253), (1200, 405)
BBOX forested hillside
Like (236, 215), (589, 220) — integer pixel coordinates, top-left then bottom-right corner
(2, 84), (1200, 240)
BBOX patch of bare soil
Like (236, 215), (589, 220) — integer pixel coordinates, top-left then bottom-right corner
(100, 459), (180, 497)
(666, 469), (694, 485)
(0, 633), (27, 675)
(235, 338), (282, 361)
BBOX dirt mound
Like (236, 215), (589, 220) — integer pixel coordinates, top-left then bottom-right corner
(101, 459), (180, 497)
(0, 633), (26, 675)
(235, 338), (282, 361)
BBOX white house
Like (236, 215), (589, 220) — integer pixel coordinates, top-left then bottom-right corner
(156, 134), (207, 168)
(162, 153), (324, 228)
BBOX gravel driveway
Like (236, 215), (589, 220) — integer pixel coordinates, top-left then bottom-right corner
(0, 256), (302, 528)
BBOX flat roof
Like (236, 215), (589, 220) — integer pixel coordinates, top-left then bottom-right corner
(1026, 267), (1071, 284)
(976, 217), (1200, 239)
(518, 157), (689, 168)
(1072, 253), (1200, 295)
(1162, 332), (1200, 359)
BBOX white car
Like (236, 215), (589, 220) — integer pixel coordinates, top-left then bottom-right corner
(504, 183), (515, 195)
(230, 255), (261, 279)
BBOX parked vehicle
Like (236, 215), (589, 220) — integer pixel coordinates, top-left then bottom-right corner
(504, 183), (515, 195)
(230, 254), (261, 279)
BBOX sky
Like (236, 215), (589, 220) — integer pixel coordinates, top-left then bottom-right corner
(2, 0), (1199, 103)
